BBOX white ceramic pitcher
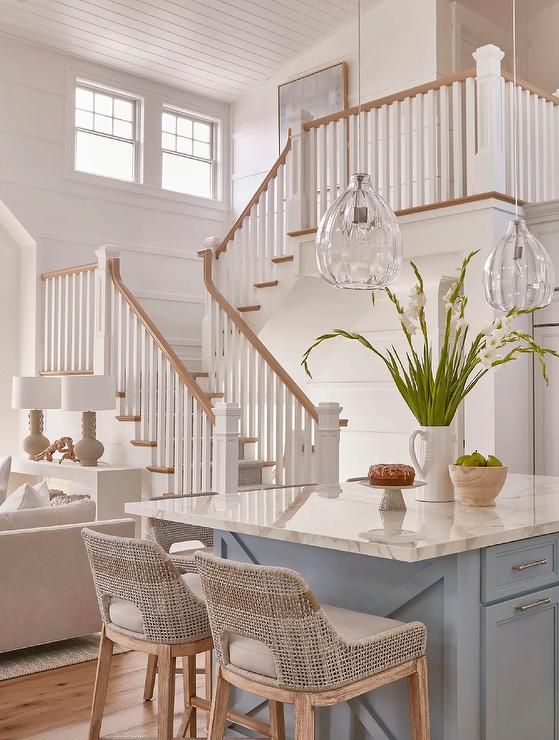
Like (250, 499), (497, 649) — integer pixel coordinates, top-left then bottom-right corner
(409, 426), (455, 503)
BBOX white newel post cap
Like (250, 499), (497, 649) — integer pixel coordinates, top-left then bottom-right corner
(473, 44), (504, 76)
(213, 402), (241, 434)
(317, 402), (343, 430)
(95, 244), (120, 265)
(554, 89), (559, 100)
(288, 109), (312, 135)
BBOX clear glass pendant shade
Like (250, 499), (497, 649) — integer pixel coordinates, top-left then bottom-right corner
(483, 218), (555, 311)
(316, 173), (403, 290)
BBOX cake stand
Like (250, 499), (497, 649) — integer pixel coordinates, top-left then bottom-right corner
(356, 479), (426, 512)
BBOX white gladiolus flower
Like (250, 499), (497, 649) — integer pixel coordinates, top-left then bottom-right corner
(479, 348), (499, 369)
(401, 313), (418, 336)
(451, 315), (467, 332)
(443, 286), (456, 304)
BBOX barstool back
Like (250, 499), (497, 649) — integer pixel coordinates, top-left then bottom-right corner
(82, 527), (209, 644)
(148, 517), (214, 552)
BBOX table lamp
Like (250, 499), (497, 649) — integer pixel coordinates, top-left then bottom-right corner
(61, 375), (116, 466)
(12, 376), (61, 458)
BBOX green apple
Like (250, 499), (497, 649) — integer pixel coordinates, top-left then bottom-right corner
(464, 450), (487, 467)
(487, 454), (504, 467)
(455, 454), (469, 465)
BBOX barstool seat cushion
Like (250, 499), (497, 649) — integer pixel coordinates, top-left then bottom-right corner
(108, 573), (204, 635)
(227, 604), (405, 680)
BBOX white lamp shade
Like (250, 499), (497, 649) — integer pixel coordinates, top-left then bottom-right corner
(12, 376), (61, 410)
(61, 375), (116, 411)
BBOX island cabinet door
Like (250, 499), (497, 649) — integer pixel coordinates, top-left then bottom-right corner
(483, 584), (559, 740)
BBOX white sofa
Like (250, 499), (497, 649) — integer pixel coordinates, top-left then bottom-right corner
(0, 499), (135, 653)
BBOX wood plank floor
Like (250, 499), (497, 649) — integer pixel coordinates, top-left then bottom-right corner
(0, 650), (253, 739)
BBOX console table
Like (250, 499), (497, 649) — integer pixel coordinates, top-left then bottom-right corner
(12, 458), (143, 523)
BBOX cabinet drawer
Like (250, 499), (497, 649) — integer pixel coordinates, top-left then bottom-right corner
(482, 584), (559, 740)
(482, 534), (559, 603)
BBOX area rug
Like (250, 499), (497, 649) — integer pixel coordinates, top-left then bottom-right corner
(0, 633), (129, 681)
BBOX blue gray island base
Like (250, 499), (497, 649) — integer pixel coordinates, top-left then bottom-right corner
(214, 530), (559, 740)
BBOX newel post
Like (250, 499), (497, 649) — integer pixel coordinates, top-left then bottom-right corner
(286, 109), (312, 233)
(93, 245), (119, 376)
(471, 44), (506, 194)
(213, 402), (241, 493)
(316, 402), (342, 485)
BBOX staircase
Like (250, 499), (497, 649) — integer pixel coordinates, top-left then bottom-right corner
(35, 43), (559, 495)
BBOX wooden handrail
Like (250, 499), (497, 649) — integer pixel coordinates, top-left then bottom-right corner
(41, 262), (97, 280)
(199, 248), (319, 424)
(304, 68), (477, 130)
(502, 71), (559, 106)
(108, 258), (215, 424)
(215, 135), (292, 258)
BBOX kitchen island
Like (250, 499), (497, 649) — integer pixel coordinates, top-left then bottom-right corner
(126, 475), (559, 740)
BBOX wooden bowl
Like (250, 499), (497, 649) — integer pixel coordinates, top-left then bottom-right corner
(448, 465), (508, 507)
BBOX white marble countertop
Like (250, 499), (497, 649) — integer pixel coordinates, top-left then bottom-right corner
(125, 474), (559, 562)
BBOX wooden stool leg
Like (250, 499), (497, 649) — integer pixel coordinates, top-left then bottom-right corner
(157, 646), (176, 740)
(207, 665), (230, 740)
(144, 654), (158, 701)
(294, 694), (314, 740)
(181, 654), (197, 738)
(205, 649), (213, 700)
(269, 700), (286, 740)
(88, 626), (114, 740)
(408, 656), (431, 740)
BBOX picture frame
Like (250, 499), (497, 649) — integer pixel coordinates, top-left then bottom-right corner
(278, 62), (348, 151)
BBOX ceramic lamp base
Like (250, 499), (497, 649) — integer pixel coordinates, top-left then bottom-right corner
(75, 411), (104, 467)
(23, 409), (50, 459)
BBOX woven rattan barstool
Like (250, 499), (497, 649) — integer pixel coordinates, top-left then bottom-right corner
(145, 518), (215, 705)
(196, 551), (431, 740)
(83, 528), (284, 740)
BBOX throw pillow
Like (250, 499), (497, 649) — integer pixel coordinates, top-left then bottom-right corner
(0, 456), (11, 505)
(0, 481), (50, 512)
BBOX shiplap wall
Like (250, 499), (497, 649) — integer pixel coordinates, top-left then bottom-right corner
(0, 33), (230, 380)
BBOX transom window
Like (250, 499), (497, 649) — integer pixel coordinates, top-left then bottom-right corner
(74, 83), (138, 182)
(161, 109), (215, 199)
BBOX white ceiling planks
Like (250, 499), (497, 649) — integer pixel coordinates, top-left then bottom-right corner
(0, 0), (359, 100)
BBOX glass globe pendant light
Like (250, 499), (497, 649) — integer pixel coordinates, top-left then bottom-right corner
(483, 0), (555, 311)
(315, 0), (403, 290)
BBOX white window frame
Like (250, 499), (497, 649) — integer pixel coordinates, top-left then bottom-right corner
(73, 79), (142, 184)
(161, 106), (219, 200)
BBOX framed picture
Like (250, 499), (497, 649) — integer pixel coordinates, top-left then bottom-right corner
(278, 62), (348, 151)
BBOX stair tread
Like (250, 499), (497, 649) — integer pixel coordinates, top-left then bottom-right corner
(237, 304), (261, 312)
(193, 372), (209, 378)
(271, 255), (294, 264)
(147, 465), (174, 474)
(239, 459), (276, 467)
(116, 415), (141, 422)
(240, 436), (258, 443)
(131, 440), (157, 447)
(254, 280), (279, 289)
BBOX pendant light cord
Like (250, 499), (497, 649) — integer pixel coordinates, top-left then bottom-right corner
(512, 0), (519, 220)
(357, 0), (362, 173)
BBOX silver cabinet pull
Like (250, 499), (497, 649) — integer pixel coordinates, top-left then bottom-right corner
(516, 597), (552, 612)
(512, 558), (548, 572)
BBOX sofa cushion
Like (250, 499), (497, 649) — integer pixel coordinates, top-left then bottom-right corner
(0, 499), (96, 532)
(0, 480), (50, 513)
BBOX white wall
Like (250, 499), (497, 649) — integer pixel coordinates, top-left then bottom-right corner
(232, 0), (439, 215)
(0, 33), (231, 375)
